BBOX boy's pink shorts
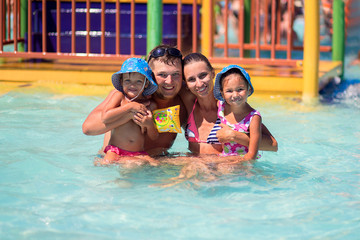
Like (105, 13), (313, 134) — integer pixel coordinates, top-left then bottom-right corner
(104, 145), (148, 156)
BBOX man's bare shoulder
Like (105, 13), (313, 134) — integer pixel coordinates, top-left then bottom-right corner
(175, 94), (188, 127)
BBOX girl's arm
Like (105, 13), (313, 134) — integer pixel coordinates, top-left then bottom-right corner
(216, 123), (278, 152)
(243, 115), (262, 161)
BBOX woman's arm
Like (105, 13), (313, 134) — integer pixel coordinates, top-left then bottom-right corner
(260, 124), (278, 152)
(216, 123), (278, 152)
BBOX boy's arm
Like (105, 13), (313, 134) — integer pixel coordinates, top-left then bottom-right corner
(145, 115), (159, 140)
(144, 101), (159, 140)
(216, 123), (278, 152)
(132, 102), (159, 140)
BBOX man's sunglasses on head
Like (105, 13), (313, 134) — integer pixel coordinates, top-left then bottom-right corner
(148, 47), (182, 62)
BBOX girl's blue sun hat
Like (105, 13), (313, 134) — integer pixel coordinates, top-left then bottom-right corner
(112, 58), (158, 96)
(213, 65), (254, 101)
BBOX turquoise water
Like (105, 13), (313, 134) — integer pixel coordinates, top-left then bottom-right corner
(2, 3), (360, 238)
(1, 86), (359, 239)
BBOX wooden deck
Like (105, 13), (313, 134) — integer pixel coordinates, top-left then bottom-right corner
(0, 58), (342, 96)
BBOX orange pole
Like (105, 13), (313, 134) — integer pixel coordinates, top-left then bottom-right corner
(101, 0), (105, 54)
(255, 0), (260, 59)
(177, 0), (182, 50)
(71, 0), (75, 54)
(192, 0), (197, 53)
(7, 0), (10, 41)
(286, 0), (293, 59)
(115, 0), (120, 55)
(224, 0), (228, 57)
(13, 0), (18, 51)
(27, 0), (31, 52)
(56, 0), (61, 53)
(130, 0), (135, 55)
(0, 0), (3, 51)
(42, 0), (46, 53)
(86, 0), (90, 54)
(238, 0), (244, 58)
(271, 0), (275, 59)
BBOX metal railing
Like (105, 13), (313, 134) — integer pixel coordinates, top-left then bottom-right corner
(0, 0), (340, 65)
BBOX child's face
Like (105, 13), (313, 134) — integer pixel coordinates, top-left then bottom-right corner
(122, 72), (148, 98)
(221, 73), (250, 106)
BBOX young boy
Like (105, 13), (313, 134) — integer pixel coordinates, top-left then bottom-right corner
(98, 58), (159, 166)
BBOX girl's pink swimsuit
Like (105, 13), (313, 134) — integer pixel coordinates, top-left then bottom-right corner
(217, 101), (261, 157)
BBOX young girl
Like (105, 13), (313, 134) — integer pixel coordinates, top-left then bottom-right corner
(99, 58), (159, 166)
(213, 65), (262, 161)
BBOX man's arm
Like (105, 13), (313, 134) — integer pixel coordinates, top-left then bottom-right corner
(216, 123), (278, 152)
(82, 90), (117, 135)
(82, 89), (152, 136)
(82, 89), (140, 135)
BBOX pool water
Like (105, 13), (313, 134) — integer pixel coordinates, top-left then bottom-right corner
(1, 86), (359, 239)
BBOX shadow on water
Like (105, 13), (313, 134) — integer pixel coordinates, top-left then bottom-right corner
(193, 161), (309, 197)
(107, 158), (310, 197)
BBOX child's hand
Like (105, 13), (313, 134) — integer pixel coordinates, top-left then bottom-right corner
(216, 123), (248, 143)
(133, 110), (152, 128)
(216, 123), (235, 143)
(128, 102), (149, 117)
(142, 111), (154, 128)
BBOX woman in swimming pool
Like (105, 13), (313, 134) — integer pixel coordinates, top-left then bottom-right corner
(158, 53), (277, 186)
(180, 52), (277, 156)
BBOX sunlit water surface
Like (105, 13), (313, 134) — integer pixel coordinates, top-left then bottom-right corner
(0, 87), (359, 239)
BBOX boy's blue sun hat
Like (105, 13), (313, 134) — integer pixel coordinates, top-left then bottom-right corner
(112, 58), (158, 96)
(213, 65), (254, 101)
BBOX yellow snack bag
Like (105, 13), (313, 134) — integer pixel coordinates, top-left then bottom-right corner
(152, 105), (182, 133)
